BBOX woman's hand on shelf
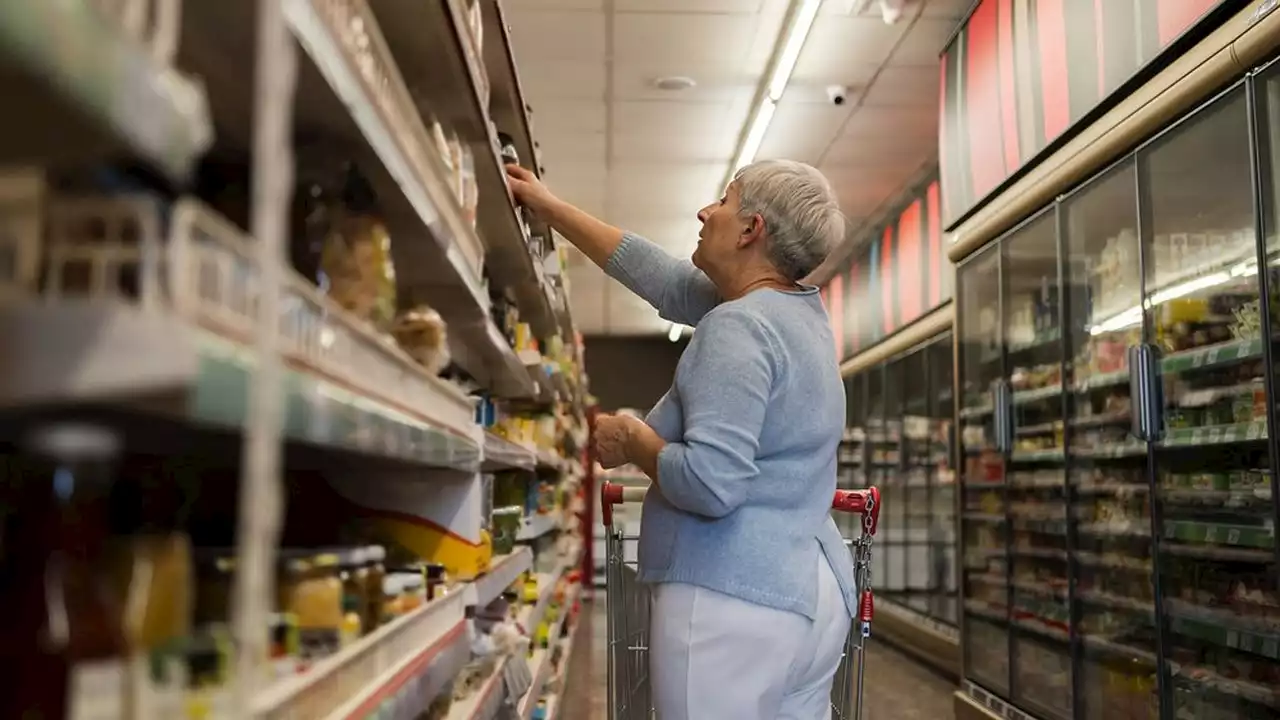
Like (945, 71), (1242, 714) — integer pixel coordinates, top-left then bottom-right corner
(505, 163), (554, 214)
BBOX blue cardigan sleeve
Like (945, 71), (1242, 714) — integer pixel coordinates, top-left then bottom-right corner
(656, 307), (775, 518)
(604, 232), (720, 326)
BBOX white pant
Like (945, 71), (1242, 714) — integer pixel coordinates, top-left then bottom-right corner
(649, 554), (851, 720)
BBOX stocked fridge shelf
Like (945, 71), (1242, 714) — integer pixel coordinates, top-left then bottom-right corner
(956, 80), (1280, 719)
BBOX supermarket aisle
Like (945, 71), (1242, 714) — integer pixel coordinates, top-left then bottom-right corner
(559, 595), (955, 719)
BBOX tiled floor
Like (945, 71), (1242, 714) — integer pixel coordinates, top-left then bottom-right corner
(561, 593), (956, 719)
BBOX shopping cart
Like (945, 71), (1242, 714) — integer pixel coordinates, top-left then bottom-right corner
(600, 482), (881, 720)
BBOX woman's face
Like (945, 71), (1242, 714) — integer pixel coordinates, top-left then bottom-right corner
(693, 182), (750, 275)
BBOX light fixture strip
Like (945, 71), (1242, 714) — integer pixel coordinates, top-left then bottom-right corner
(766, 0), (823, 102)
(721, 0), (822, 190)
(732, 100), (778, 175)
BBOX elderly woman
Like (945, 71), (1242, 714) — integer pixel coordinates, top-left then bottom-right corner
(507, 160), (856, 720)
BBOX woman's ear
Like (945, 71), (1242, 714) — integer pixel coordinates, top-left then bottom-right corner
(738, 213), (765, 248)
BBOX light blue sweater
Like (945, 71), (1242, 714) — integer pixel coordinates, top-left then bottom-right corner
(606, 232), (858, 620)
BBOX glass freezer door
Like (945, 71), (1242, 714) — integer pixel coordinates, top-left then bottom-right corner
(1062, 159), (1159, 720)
(958, 245), (1010, 694)
(1141, 83), (1279, 718)
(1001, 208), (1071, 719)
(929, 334), (959, 626)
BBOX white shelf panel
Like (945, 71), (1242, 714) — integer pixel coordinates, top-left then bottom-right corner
(466, 547), (534, 610)
(545, 615), (585, 720)
(0, 0), (212, 181)
(0, 196), (483, 470)
(365, 0), (557, 339)
(265, 0), (534, 400)
(517, 510), (561, 542)
(255, 588), (468, 720)
(517, 582), (580, 720)
(444, 655), (510, 720)
(483, 432), (537, 472)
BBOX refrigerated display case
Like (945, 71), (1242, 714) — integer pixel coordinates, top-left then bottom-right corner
(843, 333), (958, 630)
(956, 71), (1280, 720)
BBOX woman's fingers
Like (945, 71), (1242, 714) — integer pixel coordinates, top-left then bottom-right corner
(505, 163), (534, 181)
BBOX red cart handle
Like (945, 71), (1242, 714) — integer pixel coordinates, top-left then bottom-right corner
(603, 483), (881, 533)
(600, 481), (647, 527)
(832, 487), (880, 537)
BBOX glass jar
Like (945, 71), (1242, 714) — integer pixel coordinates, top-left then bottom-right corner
(382, 575), (406, 622)
(365, 545), (386, 631)
(284, 553), (343, 663)
(3, 423), (127, 720)
(339, 547), (369, 642)
(425, 564), (447, 601)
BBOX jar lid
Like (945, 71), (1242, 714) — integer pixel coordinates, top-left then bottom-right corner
(312, 553), (340, 569)
(382, 575), (403, 596)
(340, 547), (366, 567)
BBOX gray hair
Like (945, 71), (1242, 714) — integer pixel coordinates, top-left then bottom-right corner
(733, 159), (845, 282)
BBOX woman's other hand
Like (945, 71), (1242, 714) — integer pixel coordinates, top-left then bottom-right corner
(594, 413), (635, 469)
(505, 164), (554, 214)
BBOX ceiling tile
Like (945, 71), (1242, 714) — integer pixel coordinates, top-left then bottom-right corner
(757, 101), (851, 164)
(531, 100), (608, 134)
(891, 17), (958, 65)
(613, 132), (737, 163)
(612, 62), (753, 103)
(607, 216), (705, 253)
(612, 100), (730, 137)
(519, 0), (604, 8)
(838, 105), (938, 141)
(792, 16), (906, 82)
(520, 61), (606, 101)
(507, 10), (606, 61)
(781, 65), (879, 104)
(861, 65), (939, 106)
(542, 160), (607, 196)
(615, 0), (763, 11)
(536, 131), (607, 164)
(606, 161), (725, 214)
(613, 12), (760, 68)
(921, 0), (973, 19)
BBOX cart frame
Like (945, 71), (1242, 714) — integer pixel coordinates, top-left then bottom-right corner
(600, 482), (881, 720)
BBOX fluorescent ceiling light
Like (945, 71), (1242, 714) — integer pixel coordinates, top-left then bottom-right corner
(732, 100), (777, 175)
(767, 0), (822, 102)
(722, 0), (820, 188)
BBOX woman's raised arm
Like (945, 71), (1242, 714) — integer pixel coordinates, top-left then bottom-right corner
(506, 164), (719, 325)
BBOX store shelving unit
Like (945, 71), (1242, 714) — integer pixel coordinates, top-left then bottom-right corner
(955, 72), (1280, 720)
(0, 1), (590, 719)
(842, 332), (959, 672)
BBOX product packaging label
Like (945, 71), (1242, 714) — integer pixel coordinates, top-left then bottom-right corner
(68, 659), (125, 720)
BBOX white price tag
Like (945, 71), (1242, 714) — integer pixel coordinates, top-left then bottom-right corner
(67, 659), (124, 720)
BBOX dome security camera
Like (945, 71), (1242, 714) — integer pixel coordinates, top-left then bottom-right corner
(826, 85), (849, 106)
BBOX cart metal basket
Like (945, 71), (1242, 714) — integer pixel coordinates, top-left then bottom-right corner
(600, 482), (881, 720)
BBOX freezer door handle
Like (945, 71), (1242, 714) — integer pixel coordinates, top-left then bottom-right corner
(1128, 343), (1163, 442)
(992, 379), (1013, 453)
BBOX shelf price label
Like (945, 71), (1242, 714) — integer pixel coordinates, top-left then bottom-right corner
(1246, 421), (1265, 440)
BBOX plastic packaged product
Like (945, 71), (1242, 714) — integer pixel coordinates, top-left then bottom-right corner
(460, 149), (479, 229)
(498, 132), (519, 166)
(391, 306), (451, 374)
